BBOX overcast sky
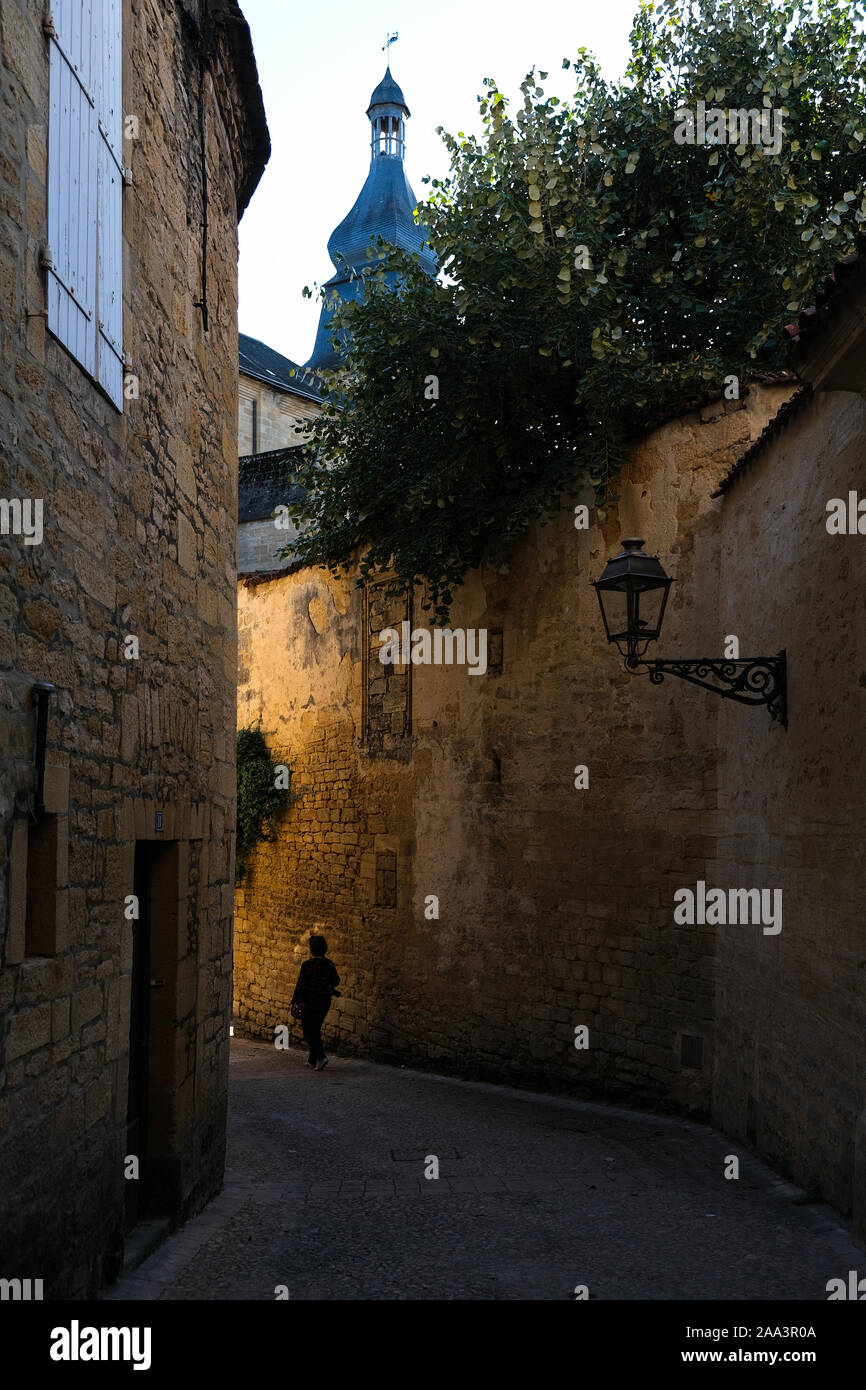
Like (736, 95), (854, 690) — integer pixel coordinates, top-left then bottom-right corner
(237, 0), (638, 365)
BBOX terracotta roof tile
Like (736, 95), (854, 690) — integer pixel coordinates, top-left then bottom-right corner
(710, 383), (813, 498)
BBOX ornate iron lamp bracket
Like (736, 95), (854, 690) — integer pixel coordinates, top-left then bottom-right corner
(629, 652), (787, 726)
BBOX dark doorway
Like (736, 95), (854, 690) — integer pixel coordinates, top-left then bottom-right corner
(125, 842), (153, 1231)
(125, 838), (180, 1232)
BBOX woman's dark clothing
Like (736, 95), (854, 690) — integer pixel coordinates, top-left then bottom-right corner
(292, 957), (340, 1065)
(302, 1009), (328, 1065)
(294, 957), (340, 1010)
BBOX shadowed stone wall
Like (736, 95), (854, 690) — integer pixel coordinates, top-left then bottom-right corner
(235, 387), (782, 1109)
(0, 0), (266, 1296)
(236, 356), (866, 1244)
(711, 387), (866, 1243)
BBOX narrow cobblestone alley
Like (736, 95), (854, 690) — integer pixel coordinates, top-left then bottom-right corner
(107, 1038), (861, 1301)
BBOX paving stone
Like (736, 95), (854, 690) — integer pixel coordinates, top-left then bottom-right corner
(106, 1038), (865, 1302)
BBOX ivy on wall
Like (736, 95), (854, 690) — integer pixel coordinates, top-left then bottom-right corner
(236, 727), (299, 884)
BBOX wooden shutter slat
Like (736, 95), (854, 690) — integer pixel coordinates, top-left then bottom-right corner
(47, 20), (97, 377)
(95, 0), (123, 408)
(47, 0), (123, 409)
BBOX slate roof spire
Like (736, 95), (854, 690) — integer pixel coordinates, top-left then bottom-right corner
(367, 65), (410, 124)
(306, 66), (437, 371)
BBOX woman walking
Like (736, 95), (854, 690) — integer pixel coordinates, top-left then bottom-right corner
(291, 934), (340, 1071)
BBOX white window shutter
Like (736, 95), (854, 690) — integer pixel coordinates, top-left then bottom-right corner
(47, 0), (123, 410)
(95, 0), (124, 408)
(47, 0), (97, 379)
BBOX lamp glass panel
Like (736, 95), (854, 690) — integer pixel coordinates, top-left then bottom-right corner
(600, 587), (629, 638)
(633, 584), (667, 639)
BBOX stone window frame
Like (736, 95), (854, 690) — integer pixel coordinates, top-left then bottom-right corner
(360, 577), (414, 752)
(7, 766), (69, 963)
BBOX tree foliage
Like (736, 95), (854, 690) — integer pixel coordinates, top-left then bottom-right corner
(287, 0), (866, 619)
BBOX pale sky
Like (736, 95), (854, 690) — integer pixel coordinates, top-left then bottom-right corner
(237, 0), (638, 365)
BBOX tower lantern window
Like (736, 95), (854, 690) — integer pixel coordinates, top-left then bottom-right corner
(372, 112), (404, 158)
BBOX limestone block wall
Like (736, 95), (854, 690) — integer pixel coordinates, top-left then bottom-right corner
(238, 517), (297, 575)
(0, 0), (261, 1296)
(239, 374), (319, 455)
(710, 388), (866, 1241)
(235, 387), (791, 1116)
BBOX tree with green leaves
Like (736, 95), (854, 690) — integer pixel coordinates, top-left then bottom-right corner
(287, 0), (866, 620)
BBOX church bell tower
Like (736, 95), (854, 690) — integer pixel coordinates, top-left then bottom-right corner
(306, 66), (437, 371)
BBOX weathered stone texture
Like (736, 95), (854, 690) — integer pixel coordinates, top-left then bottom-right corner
(0, 0), (265, 1296)
(236, 375), (866, 1239)
(363, 582), (413, 753)
(234, 392), (785, 1108)
(239, 374), (319, 455)
(711, 389), (866, 1239)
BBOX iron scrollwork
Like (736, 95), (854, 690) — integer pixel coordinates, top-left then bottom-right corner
(635, 652), (787, 726)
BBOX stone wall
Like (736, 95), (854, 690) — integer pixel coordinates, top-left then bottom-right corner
(239, 373), (319, 455)
(236, 369), (866, 1241)
(0, 0), (265, 1296)
(710, 387), (866, 1241)
(234, 386), (789, 1117)
(238, 516), (301, 575)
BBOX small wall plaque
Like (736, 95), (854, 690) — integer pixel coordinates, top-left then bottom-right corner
(155, 811), (163, 832)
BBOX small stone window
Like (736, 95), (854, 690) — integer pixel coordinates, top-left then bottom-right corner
(363, 582), (413, 754)
(375, 851), (397, 908)
(25, 814), (59, 956)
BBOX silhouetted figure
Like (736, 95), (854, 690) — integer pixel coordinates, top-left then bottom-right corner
(291, 935), (340, 1071)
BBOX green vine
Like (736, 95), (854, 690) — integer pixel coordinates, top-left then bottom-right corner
(236, 727), (299, 884)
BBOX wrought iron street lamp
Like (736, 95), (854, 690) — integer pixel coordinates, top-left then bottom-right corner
(592, 539), (787, 725)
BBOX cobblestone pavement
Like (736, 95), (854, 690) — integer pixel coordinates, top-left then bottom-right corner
(107, 1037), (861, 1301)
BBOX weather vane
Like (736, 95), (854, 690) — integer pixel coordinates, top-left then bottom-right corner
(382, 31), (399, 54)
